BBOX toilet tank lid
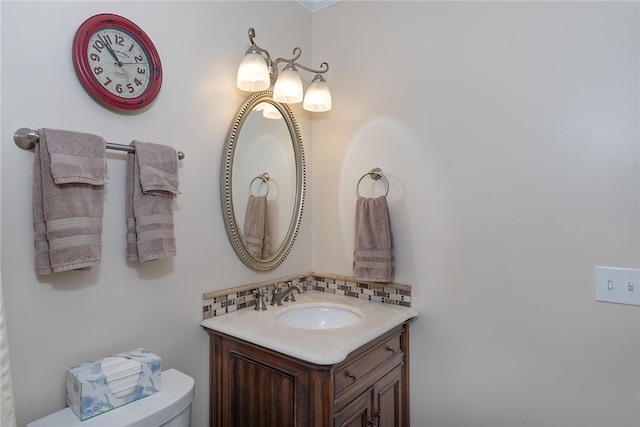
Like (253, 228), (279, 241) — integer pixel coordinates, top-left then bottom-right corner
(27, 369), (195, 427)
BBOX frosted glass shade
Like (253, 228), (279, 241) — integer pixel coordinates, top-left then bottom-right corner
(237, 52), (270, 92)
(273, 64), (303, 104)
(262, 103), (282, 119)
(303, 74), (332, 112)
(252, 102), (267, 112)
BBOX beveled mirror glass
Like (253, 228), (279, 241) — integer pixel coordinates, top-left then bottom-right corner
(221, 91), (305, 271)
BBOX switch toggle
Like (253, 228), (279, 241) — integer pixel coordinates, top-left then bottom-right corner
(595, 267), (640, 306)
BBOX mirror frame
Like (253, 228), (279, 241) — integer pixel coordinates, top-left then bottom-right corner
(221, 90), (306, 271)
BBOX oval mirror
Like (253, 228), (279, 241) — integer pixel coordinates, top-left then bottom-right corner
(221, 91), (305, 271)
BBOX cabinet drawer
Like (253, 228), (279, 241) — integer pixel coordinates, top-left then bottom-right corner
(334, 332), (402, 396)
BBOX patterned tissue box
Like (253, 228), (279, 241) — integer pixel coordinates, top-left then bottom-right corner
(66, 348), (161, 420)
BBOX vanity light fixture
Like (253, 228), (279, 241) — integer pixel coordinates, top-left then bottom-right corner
(236, 28), (332, 112)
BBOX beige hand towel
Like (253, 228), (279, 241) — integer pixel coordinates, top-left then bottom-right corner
(44, 128), (109, 185)
(126, 141), (180, 263)
(134, 140), (181, 197)
(33, 129), (106, 275)
(353, 196), (394, 283)
(242, 195), (271, 260)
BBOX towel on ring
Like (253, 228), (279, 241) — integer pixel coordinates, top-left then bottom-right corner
(353, 196), (394, 283)
(242, 195), (271, 260)
(126, 141), (180, 263)
(33, 128), (107, 275)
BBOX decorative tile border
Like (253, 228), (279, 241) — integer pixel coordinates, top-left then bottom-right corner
(202, 272), (411, 319)
(309, 273), (412, 307)
(202, 274), (308, 319)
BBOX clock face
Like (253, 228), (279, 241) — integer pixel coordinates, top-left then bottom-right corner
(73, 14), (162, 111)
(86, 28), (152, 99)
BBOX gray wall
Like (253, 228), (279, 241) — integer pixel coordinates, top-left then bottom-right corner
(311, 2), (640, 426)
(1, 2), (312, 426)
(1, 1), (638, 427)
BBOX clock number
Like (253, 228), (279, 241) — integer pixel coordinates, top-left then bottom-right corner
(91, 39), (104, 53)
(128, 44), (135, 52)
(137, 68), (146, 75)
(102, 34), (112, 45)
(115, 34), (125, 46)
(134, 78), (143, 86)
(127, 83), (134, 94)
(116, 84), (123, 94)
(103, 77), (112, 87)
(90, 53), (100, 62)
(93, 66), (103, 75)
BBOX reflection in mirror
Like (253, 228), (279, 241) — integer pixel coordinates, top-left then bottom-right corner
(221, 91), (305, 271)
(232, 105), (295, 258)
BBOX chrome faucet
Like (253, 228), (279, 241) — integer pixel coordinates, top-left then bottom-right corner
(270, 284), (304, 306)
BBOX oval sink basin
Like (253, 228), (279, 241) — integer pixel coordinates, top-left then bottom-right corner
(277, 306), (362, 330)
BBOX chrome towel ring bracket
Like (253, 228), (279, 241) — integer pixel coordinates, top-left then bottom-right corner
(249, 172), (270, 197)
(356, 167), (389, 197)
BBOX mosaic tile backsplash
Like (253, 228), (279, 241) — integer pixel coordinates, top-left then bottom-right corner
(202, 272), (412, 319)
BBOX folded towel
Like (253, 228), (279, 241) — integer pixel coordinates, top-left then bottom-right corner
(134, 141), (181, 197)
(242, 195), (271, 260)
(353, 196), (394, 283)
(33, 129), (106, 275)
(44, 128), (108, 185)
(126, 141), (179, 263)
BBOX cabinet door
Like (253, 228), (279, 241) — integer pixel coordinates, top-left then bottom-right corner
(231, 355), (297, 427)
(214, 335), (313, 427)
(374, 364), (404, 427)
(334, 387), (374, 427)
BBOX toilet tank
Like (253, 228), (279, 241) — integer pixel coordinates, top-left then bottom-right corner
(27, 369), (195, 427)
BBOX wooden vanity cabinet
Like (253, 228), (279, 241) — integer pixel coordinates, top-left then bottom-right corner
(206, 322), (411, 427)
(333, 363), (404, 427)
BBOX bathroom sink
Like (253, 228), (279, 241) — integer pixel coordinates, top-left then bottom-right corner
(277, 305), (362, 330)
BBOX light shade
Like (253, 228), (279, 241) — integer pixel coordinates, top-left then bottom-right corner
(252, 102), (267, 112)
(273, 63), (303, 104)
(303, 73), (332, 112)
(262, 103), (282, 119)
(237, 49), (270, 92)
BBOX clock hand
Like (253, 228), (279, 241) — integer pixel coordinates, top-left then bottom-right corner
(99, 34), (122, 66)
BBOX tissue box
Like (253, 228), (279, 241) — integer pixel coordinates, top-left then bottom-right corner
(66, 348), (161, 420)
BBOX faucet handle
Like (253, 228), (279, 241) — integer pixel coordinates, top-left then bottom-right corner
(254, 289), (267, 311)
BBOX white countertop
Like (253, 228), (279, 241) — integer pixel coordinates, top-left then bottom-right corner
(200, 291), (418, 365)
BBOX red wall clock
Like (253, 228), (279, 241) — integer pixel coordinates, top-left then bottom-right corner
(72, 13), (162, 111)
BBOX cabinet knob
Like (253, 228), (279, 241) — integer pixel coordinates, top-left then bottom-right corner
(348, 372), (357, 381)
(367, 417), (375, 426)
(386, 346), (397, 354)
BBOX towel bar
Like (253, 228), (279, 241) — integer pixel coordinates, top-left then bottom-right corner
(356, 167), (389, 197)
(13, 127), (185, 160)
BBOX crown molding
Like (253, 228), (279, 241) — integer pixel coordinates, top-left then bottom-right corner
(296, 0), (341, 13)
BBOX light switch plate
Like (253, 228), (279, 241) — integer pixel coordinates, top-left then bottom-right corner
(595, 266), (640, 306)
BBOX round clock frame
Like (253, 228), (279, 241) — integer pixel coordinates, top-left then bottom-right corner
(72, 13), (162, 111)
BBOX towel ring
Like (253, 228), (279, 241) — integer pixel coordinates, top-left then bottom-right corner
(249, 172), (270, 197)
(356, 167), (389, 197)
